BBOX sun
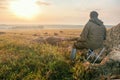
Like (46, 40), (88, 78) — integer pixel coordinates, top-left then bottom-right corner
(9, 0), (40, 19)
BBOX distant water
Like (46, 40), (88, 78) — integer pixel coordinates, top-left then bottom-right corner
(0, 25), (113, 30)
(44, 25), (84, 29)
(44, 25), (113, 29)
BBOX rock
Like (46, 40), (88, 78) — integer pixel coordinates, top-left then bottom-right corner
(33, 34), (38, 36)
(46, 36), (63, 45)
(33, 37), (46, 43)
(54, 33), (59, 36)
(33, 36), (71, 46)
(44, 32), (48, 35)
(59, 31), (63, 33)
(105, 23), (120, 50)
(0, 32), (5, 34)
(88, 23), (120, 79)
(33, 34), (39, 36)
(105, 23), (120, 62)
(107, 47), (120, 62)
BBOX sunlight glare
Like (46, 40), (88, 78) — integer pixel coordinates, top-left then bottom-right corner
(9, 0), (40, 19)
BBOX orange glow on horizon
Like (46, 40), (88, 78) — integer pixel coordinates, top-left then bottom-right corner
(9, 0), (41, 19)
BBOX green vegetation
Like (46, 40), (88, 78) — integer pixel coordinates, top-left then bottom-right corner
(0, 36), (91, 80)
(1, 32), (119, 80)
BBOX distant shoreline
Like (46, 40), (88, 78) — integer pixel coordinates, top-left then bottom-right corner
(0, 25), (113, 30)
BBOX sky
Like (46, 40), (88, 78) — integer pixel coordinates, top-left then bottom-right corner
(0, 0), (119, 25)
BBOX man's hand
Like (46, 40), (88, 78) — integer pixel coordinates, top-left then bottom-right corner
(77, 37), (86, 42)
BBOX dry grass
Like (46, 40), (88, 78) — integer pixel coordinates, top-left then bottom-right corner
(0, 28), (116, 80)
(0, 29), (91, 80)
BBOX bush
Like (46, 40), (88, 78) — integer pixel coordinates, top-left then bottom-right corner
(0, 40), (88, 80)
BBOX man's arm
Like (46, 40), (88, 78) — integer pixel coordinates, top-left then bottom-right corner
(79, 22), (90, 42)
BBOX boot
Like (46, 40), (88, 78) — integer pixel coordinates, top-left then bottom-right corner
(70, 48), (76, 60)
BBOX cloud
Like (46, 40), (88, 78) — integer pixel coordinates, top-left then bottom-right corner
(0, 6), (7, 9)
(0, 0), (50, 11)
(36, 1), (51, 6)
(0, 0), (8, 10)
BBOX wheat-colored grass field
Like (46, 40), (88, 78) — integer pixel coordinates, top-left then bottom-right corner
(1, 28), (115, 80)
(0, 29), (93, 80)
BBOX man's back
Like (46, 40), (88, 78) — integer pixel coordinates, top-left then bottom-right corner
(85, 21), (106, 50)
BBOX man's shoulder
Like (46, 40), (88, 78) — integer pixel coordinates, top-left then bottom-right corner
(85, 20), (94, 27)
(85, 21), (91, 25)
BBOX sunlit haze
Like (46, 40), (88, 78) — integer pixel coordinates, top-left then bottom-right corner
(0, 0), (119, 25)
(9, 0), (40, 19)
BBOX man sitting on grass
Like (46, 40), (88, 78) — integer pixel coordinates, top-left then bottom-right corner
(70, 11), (106, 61)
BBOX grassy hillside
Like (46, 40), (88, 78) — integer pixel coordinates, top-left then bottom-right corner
(1, 28), (119, 80)
(0, 30), (93, 80)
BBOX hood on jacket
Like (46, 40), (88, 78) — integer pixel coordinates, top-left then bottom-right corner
(89, 11), (103, 26)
